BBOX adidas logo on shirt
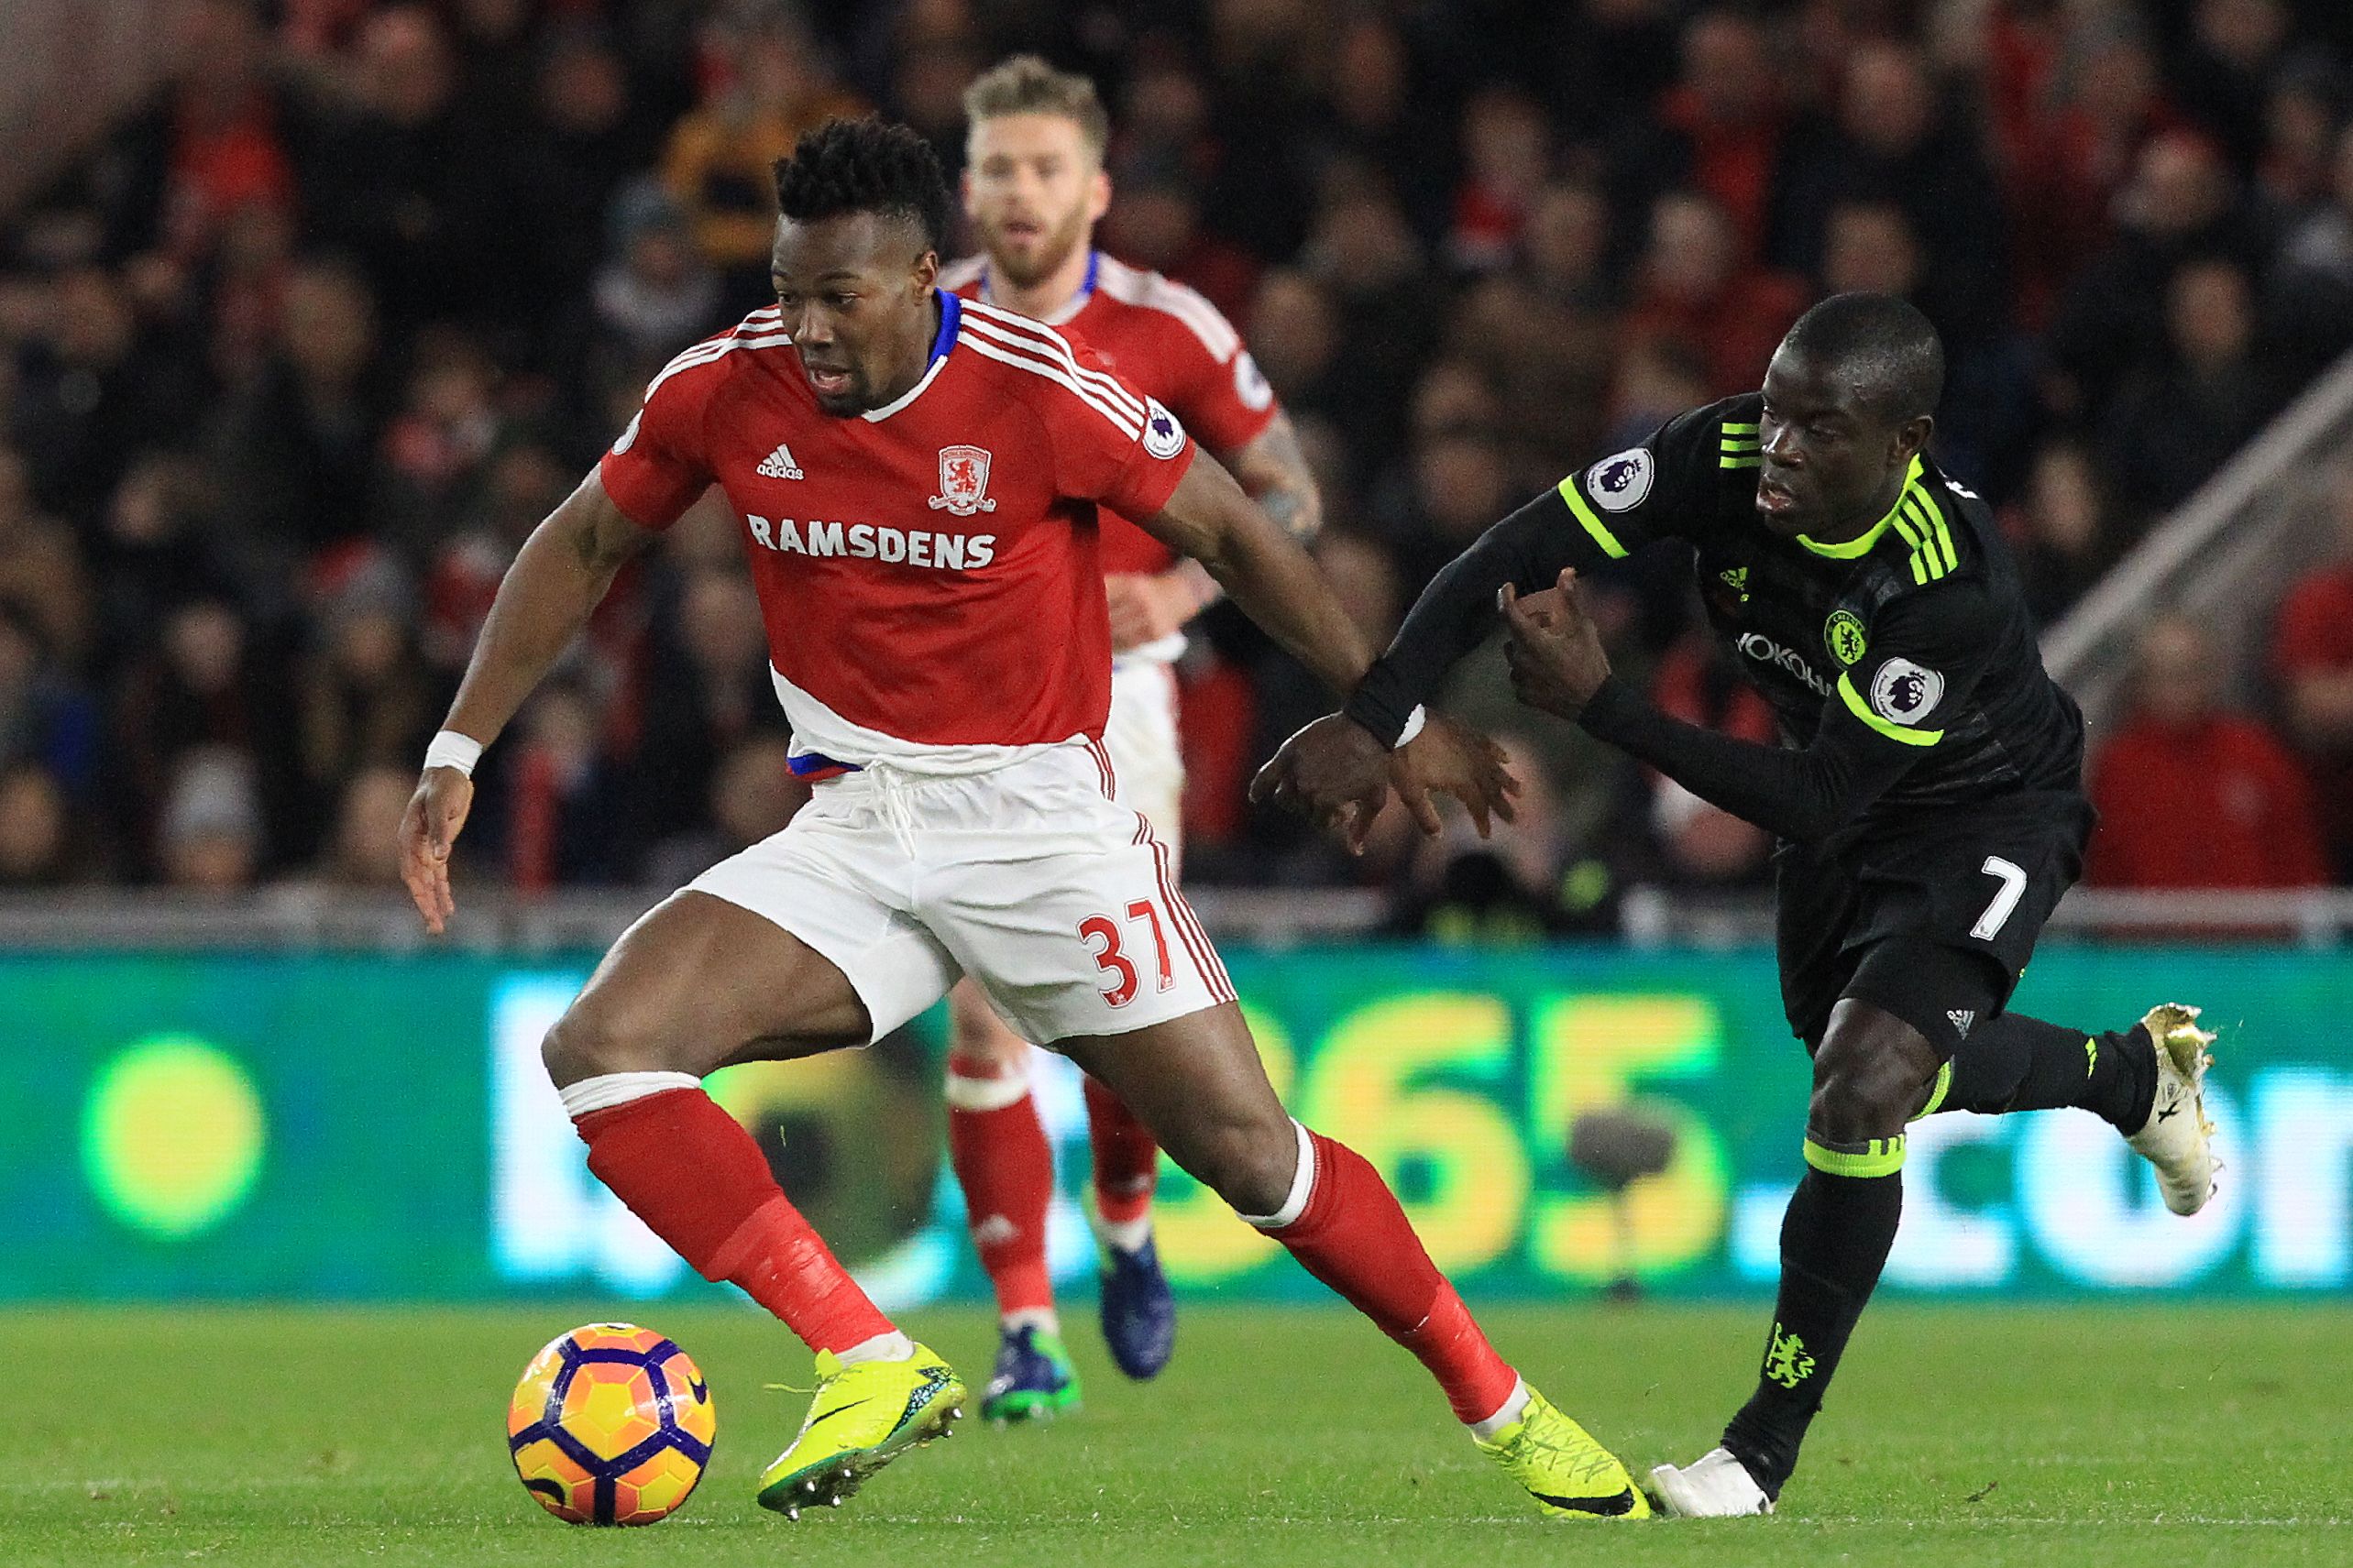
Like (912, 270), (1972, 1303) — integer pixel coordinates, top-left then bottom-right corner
(1947, 1009), (1975, 1038)
(755, 442), (804, 480)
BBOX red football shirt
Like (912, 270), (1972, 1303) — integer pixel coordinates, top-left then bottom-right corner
(2269, 562), (2353, 861)
(2084, 714), (2328, 890)
(942, 250), (1278, 576)
(599, 292), (1195, 767)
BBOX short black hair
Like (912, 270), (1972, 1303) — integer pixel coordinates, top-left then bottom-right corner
(1778, 291), (1945, 424)
(771, 116), (951, 257)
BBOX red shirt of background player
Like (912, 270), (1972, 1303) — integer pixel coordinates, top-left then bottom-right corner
(2084, 713), (2328, 890)
(597, 291), (1193, 754)
(2270, 560), (2353, 870)
(943, 249), (1276, 577)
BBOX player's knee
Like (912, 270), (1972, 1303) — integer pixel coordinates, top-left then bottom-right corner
(1176, 1108), (1296, 1217)
(542, 996), (687, 1088)
(1808, 1032), (1930, 1144)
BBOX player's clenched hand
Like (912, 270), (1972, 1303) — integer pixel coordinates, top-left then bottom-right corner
(1391, 712), (1520, 839)
(1502, 567), (1612, 719)
(1104, 571), (1196, 652)
(399, 767), (475, 937)
(1248, 712), (1391, 853)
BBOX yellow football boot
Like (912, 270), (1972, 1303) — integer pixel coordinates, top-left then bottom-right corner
(1476, 1386), (1651, 1519)
(756, 1343), (965, 1518)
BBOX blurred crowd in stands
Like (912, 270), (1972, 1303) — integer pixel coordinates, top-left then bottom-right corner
(5, 0), (2353, 925)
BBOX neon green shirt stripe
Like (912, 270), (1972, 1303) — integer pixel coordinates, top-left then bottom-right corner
(1905, 485), (1959, 573)
(1798, 512), (1893, 557)
(1887, 510), (1933, 583)
(1838, 672), (1942, 745)
(1804, 1135), (1906, 1177)
(1797, 455), (1923, 558)
(1901, 497), (1949, 578)
(1556, 476), (1629, 559)
(1897, 501), (1936, 576)
(1721, 421), (1759, 433)
(1721, 455), (1762, 468)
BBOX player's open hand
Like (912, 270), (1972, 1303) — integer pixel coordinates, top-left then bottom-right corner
(398, 767), (475, 937)
(1248, 712), (1391, 853)
(1391, 711), (1519, 839)
(1502, 567), (1612, 719)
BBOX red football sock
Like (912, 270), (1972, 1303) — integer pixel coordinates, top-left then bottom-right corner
(1083, 1074), (1160, 1227)
(573, 1087), (892, 1354)
(1267, 1130), (1520, 1423)
(946, 1054), (1056, 1318)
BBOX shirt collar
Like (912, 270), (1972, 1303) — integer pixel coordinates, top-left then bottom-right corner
(860, 292), (961, 423)
(1796, 455), (1925, 558)
(982, 249), (1098, 327)
(929, 290), (962, 362)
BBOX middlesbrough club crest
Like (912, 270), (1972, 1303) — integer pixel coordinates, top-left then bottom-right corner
(928, 445), (998, 516)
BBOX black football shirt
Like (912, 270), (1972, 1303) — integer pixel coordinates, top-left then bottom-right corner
(1345, 393), (2085, 843)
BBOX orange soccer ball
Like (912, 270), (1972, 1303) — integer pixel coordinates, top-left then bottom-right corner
(506, 1323), (717, 1525)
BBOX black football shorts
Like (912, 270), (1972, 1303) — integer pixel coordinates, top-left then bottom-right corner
(1774, 790), (2095, 1058)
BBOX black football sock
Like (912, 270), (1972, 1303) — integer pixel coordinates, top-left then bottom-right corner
(1923, 1014), (2155, 1130)
(1720, 1138), (1905, 1500)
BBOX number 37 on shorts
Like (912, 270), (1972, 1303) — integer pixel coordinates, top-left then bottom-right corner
(1051, 834), (1237, 1035)
(1082, 902), (1176, 1007)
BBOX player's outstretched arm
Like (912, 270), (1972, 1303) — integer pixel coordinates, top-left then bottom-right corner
(1141, 451), (1375, 845)
(397, 471), (660, 934)
(1249, 473), (1617, 841)
(1106, 412), (1322, 651)
(1140, 448), (1365, 696)
(1344, 482), (1630, 747)
(1501, 567), (1941, 843)
(1144, 452), (1512, 847)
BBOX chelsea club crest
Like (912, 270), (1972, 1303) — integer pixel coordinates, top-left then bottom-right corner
(1824, 609), (1868, 666)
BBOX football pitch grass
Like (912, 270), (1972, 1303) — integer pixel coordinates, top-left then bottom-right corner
(18, 1302), (2350, 1566)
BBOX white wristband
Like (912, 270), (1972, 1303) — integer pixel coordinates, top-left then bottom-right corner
(423, 730), (484, 777)
(1392, 705), (1428, 749)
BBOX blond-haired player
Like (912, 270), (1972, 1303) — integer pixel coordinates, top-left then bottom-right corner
(939, 55), (1322, 1420)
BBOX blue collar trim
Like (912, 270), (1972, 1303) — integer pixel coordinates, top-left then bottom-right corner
(929, 291), (962, 364)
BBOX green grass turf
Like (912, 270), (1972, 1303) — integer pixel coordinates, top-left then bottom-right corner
(15, 1302), (2351, 1566)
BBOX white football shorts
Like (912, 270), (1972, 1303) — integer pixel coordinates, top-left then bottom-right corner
(687, 736), (1231, 1045)
(1105, 656), (1183, 854)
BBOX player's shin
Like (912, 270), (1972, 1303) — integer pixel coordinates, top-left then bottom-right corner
(1083, 1074), (1160, 1247)
(944, 1049), (1059, 1332)
(1919, 1014), (2156, 1129)
(1243, 1122), (1519, 1425)
(1721, 1135), (1906, 1500)
(565, 1076), (907, 1362)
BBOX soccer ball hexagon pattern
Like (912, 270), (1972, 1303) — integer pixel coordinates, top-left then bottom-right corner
(507, 1323), (715, 1525)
